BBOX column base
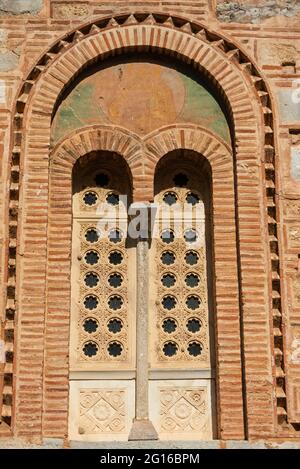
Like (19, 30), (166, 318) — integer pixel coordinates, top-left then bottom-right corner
(128, 419), (159, 441)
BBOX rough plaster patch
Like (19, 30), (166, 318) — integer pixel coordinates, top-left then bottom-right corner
(291, 147), (300, 181)
(217, 1), (300, 24)
(277, 89), (300, 123)
(52, 2), (90, 19)
(0, 51), (19, 72)
(0, 0), (43, 15)
(0, 80), (5, 103)
(258, 40), (300, 65)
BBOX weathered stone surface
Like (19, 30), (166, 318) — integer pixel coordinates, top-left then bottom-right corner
(52, 2), (90, 19)
(0, 51), (19, 71)
(217, 1), (300, 23)
(0, 0), (43, 15)
(277, 89), (300, 122)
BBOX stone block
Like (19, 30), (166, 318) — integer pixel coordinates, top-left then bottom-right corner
(277, 89), (300, 123)
(0, 0), (43, 15)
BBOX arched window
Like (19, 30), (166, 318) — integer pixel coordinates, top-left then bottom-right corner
(69, 151), (136, 440)
(149, 150), (216, 440)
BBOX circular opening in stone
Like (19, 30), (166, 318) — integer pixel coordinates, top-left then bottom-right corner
(83, 191), (98, 206)
(84, 272), (99, 288)
(107, 318), (123, 334)
(163, 192), (178, 206)
(186, 192), (200, 205)
(85, 250), (99, 265)
(83, 341), (98, 357)
(185, 251), (199, 266)
(162, 318), (177, 334)
(106, 192), (119, 206)
(162, 295), (177, 310)
(83, 318), (99, 334)
(85, 228), (100, 243)
(161, 251), (176, 265)
(108, 295), (123, 310)
(108, 251), (123, 265)
(173, 173), (188, 187)
(84, 295), (99, 310)
(161, 273), (176, 288)
(163, 341), (178, 357)
(161, 229), (175, 244)
(184, 228), (198, 243)
(186, 318), (202, 333)
(187, 341), (202, 357)
(108, 228), (122, 244)
(108, 273), (123, 288)
(95, 173), (109, 187)
(185, 273), (200, 288)
(107, 341), (123, 357)
(186, 295), (201, 310)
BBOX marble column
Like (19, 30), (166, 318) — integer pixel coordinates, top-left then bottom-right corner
(128, 207), (158, 440)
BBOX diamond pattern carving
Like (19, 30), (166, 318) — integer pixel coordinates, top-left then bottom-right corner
(160, 387), (207, 433)
(79, 390), (126, 434)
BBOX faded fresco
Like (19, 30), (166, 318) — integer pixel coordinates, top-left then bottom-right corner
(51, 61), (230, 145)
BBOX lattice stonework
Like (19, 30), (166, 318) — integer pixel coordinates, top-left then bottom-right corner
(150, 180), (210, 368)
(70, 180), (132, 369)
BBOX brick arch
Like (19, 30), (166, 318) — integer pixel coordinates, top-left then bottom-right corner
(143, 124), (232, 194)
(4, 13), (283, 440)
(50, 125), (143, 198)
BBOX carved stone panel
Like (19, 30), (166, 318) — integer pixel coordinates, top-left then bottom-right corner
(149, 182), (210, 369)
(69, 380), (135, 441)
(149, 380), (213, 440)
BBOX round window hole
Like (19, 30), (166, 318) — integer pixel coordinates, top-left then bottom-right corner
(185, 273), (200, 288)
(163, 192), (178, 206)
(161, 251), (176, 265)
(108, 273), (123, 288)
(161, 273), (176, 288)
(162, 318), (177, 334)
(184, 229), (198, 243)
(186, 192), (200, 205)
(161, 229), (175, 244)
(83, 192), (98, 206)
(109, 228), (122, 244)
(107, 341), (123, 357)
(186, 295), (201, 310)
(83, 341), (98, 357)
(95, 173), (109, 187)
(162, 295), (177, 310)
(84, 295), (99, 310)
(107, 318), (123, 334)
(84, 272), (99, 288)
(85, 228), (100, 243)
(106, 192), (119, 206)
(185, 251), (199, 266)
(187, 341), (202, 357)
(163, 341), (178, 357)
(173, 173), (188, 187)
(85, 250), (99, 265)
(83, 318), (98, 334)
(108, 295), (123, 310)
(186, 318), (201, 333)
(108, 251), (123, 265)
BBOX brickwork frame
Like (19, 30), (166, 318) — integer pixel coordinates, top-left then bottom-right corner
(0, 12), (291, 440)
